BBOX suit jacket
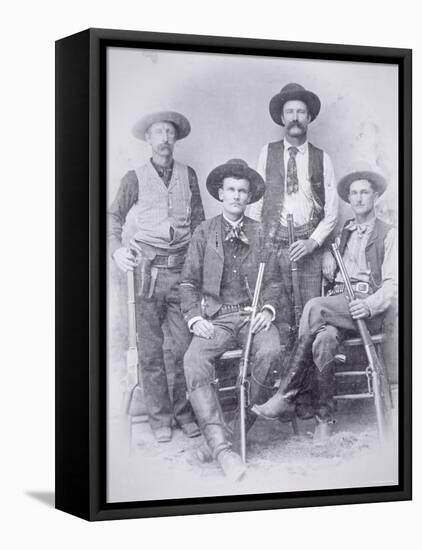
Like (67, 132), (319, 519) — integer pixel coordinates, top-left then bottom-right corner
(180, 214), (282, 322)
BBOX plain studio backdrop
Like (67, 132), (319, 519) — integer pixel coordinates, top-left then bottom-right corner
(0, 1), (419, 549)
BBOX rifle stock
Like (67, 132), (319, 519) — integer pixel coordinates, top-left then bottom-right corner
(238, 262), (266, 464)
(331, 243), (391, 442)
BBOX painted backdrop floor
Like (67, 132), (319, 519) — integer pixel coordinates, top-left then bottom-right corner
(107, 399), (398, 503)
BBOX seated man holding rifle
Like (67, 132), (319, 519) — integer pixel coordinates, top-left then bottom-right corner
(252, 171), (398, 441)
(180, 159), (283, 481)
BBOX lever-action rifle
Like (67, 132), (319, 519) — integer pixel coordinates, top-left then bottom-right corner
(122, 269), (139, 415)
(331, 242), (391, 443)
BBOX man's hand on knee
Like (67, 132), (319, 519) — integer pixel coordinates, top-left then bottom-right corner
(192, 318), (215, 339)
(349, 299), (371, 320)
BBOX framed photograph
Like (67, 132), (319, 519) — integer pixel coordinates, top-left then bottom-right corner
(56, 28), (412, 521)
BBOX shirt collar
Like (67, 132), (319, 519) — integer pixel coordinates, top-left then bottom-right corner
(150, 158), (174, 175)
(283, 139), (308, 155)
(351, 216), (376, 231)
(222, 213), (244, 228)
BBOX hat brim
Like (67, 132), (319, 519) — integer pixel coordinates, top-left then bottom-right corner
(132, 111), (191, 141)
(206, 164), (266, 204)
(269, 90), (321, 126)
(337, 171), (388, 202)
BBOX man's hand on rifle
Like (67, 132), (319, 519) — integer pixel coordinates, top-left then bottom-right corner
(289, 238), (318, 262)
(251, 309), (273, 334)
(349, 299), (371, 319)
(192, 318), (215, 339)
(113, 247), (137, 272)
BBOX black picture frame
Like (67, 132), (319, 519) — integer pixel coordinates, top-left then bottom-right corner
(55, 27), (412, 521)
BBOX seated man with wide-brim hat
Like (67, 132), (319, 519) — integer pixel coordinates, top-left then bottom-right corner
(252, 170), (397, 441)
(180, 158), (283, 481)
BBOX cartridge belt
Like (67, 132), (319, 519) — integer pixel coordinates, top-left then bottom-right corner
(152, 252), (186, 269)
(217, 302), (251, 316)
(328, 281), (373, 296)
(273, 220), (318, 245)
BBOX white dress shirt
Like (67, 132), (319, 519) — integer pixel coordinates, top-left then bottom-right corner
(333, 218), (398, 317)
(247, 140), (338, 246)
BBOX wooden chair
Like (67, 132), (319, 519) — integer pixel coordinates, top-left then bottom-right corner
(333, 332), (396, 438)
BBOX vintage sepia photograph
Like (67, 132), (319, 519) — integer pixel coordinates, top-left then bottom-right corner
(106, 45), (400, 503)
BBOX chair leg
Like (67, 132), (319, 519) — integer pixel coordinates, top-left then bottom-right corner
(376, 343), (394, 409)
(291, 415), (300, 435)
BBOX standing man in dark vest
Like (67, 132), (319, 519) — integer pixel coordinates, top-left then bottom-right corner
(249, 83), (338, 329)
(108, 111), (205, 443)
(252, 172), (397, 440)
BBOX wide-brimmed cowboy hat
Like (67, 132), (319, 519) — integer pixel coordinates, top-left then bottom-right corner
(206, 159), (266, 203)
(337, 171), (388, 202)
(269, 83), (321, 126)
(132, 111), (191, 141)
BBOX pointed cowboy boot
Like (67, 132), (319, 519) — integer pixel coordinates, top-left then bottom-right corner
(189, 384), (246, 482)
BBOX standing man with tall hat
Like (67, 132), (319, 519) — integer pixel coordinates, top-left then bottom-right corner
(180, 159), (282, 481)
(108, 111), (205, 443)
(249, 83), (338, 329)
(252, 171), (397, 440)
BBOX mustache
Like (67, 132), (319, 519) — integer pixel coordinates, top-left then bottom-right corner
(157, 144), (172, 152)
(287, 121), (305, 130)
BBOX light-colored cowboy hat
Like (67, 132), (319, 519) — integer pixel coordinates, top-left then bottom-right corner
(269, 82), (321, 126)
(206, 158), (266, 204)
(132, 111), (191, 141)
(337, 170), (388, 202)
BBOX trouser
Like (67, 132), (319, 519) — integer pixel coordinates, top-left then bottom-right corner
(135, 266), (194, 431)
(274, 242), (324, 415)
(299, 292), (383, 419)
(275, 242), (324, 328)
(184, 311), (281, 447)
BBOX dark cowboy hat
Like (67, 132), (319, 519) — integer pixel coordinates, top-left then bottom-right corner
(337, 171), (388, 202)
(269, 83), (321, 126)
(206, 159), (266, 204)
(132, 111), (191, 141)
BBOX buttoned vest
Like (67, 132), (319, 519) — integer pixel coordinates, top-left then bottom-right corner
(261, 140), (325, 235)
(338, 218), (393, 289)
(122, 161), (192, 250)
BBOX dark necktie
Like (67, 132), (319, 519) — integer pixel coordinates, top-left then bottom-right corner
(286, 146), (299, 195)
(151, 160), (173, 187)
(224, 221), (249, 245)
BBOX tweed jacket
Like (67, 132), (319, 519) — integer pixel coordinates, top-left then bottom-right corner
(180, 214), (283, 322)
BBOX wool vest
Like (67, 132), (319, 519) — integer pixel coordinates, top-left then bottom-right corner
(338, 218), (393, 289)
(201, 216), (264, 317)
(261, 140), (325, 235)
(122, 160), (192, 250)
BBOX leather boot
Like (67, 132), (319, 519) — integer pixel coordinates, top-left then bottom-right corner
(189, 385), (246, 482)
(313, 417), (333, 442)
(251, 334), (315, 419)
(313, 362), (336, 443)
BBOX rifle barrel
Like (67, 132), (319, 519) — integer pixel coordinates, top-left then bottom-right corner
(239, 261), (266, 464)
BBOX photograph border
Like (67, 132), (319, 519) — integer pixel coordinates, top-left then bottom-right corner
(55, 27), (412, 521)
